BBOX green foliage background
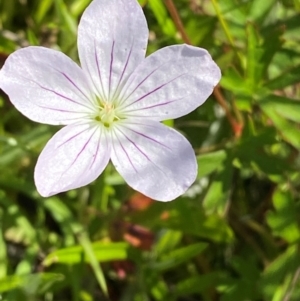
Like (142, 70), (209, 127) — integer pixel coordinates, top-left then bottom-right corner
(1, 0), (300, 300)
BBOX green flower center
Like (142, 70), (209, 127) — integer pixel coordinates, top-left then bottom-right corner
(95, 102), (119, 128)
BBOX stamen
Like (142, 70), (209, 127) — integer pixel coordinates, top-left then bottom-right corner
(94, 101), (118, 128)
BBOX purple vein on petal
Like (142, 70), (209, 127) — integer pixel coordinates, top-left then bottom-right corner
(111, 43), (133, 101)
(116, 127), (150, 162)
(119, 58), (182, 106)
(118, 65), (161, 106)
(68, 127), (97, 171)
(124, 126), (171, 150)
(89, 126), (103, 169)
(36, 104), (86, 114)
(109, 41), (115, 99)
(55, 69), (93, 106)
(31, 84), (89, 109)
(35, 105), (89, 123)
(59, 127), (98, 181)
(56, 126), (90, 149)
(124, 100), (178, 114)
(19, 75), (92, 110)
(40, 86), (93, 110)
(116, 127), (168, 176)
(94, 39), (106, 100)
(123, 74), (186, 109)
(113, 128), (138, 173)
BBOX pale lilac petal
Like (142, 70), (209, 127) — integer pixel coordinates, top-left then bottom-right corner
(0, 46), (94, 125)
(34, 123), (111, 197)
(119, 44), (221, 121)
(77, 0), (148, 101)
(110, 120), (197, 201)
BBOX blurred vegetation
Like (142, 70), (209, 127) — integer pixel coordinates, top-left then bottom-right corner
(1, 0), (300, 300)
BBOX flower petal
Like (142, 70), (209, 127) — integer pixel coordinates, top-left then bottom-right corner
(34, 123), (110, 197)
(110, 120), (197, 201)
(119, 44), (221, 121)
(77, 0), (148, 101)
(0, 46), (94, 125)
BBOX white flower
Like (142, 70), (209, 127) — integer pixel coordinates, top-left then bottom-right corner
(0, 0), (221, 201)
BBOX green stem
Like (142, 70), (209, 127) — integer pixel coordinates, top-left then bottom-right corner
(211, 0), (243, 65)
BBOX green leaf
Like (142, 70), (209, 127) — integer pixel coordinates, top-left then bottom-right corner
(245, 23), (283, 91)
(261, 95), (300, 123)
(197, 149), (227, 178)
(0, 227), (7, 279)
(261, 246), (300, 300)
(217, 257), (260, 301)
(148, 0), (177, 38)
(264, 65), (300, 90)
(185, 16), (217, 46)
(266, 188), (300, 243)
(34, 0), (53, 23)
(70, 0), (91, 17)
(154, 230), (182, 255)
(150, 243), (208, 271)
(202, 155), (233, 215)
(220, 66), (251, 95)
(43, 198), (108, 295)
(218, 0), (247, 26)
(43, 197), (77, 245)
(246, 22), (263, 90)
(248, 0), (277, 22)
(173, 273), (219, 296)
(0, 273), (64, 294)
(0, 125), (50, 168)
(54, 0), (77, 34)
(163, 206), (234, 243)
(261, 103), (300, 148)
(43, 241), (129, 266)
(1, 197), (36, 245)
(235, 128), (289, 177)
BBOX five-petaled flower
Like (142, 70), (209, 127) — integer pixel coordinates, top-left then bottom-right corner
(0, 0), (221, 201)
